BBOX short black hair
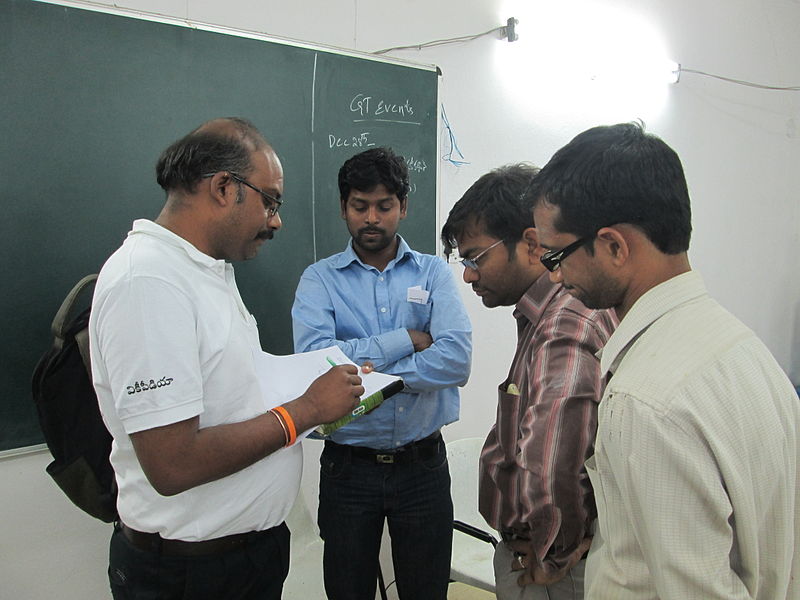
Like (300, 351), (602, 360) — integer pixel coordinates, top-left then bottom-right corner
(531, 122), (691, 254)
(441, 163), (539, 258)
(338, 147), (410, 202)
(155, 117), (268, 194)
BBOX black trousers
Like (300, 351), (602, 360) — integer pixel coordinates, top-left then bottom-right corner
(109, 522), (290, 600)
(318, 435), (453, 600)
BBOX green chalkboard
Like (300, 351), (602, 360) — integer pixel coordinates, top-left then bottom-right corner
(0, 0), (438, 451)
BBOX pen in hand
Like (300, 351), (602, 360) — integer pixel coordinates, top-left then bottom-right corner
(327, 356), (374, 374)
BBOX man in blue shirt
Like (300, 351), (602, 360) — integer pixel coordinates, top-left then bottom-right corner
(292, 147), (472, 600)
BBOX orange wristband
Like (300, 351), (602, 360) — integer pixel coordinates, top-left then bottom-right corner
(272, 405), (297, 446)
(269, 409), (289, 446)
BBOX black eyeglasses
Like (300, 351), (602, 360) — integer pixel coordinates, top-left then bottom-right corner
(540, 236), (590, 272)
(460, 239), (504, 271)
(202, 172), (282, 217)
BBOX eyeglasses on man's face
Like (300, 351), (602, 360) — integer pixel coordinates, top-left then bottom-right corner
(202, 172), (282, 217)
(540, 236), (590, 272)
(459, 239), (504, 271)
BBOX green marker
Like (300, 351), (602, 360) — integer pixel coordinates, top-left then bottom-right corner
(314, 378), (405, 437)
(326, 356), (338, 367)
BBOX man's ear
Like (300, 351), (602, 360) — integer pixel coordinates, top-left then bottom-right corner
(596, 226), (630, 266)
(522, 227), (545, 262)
(340, 198), (347, 219)
(207, 172), (235, 207)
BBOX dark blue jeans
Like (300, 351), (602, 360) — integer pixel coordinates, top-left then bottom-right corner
(318, 435), (453, 600)
(108, 522), (290, 600)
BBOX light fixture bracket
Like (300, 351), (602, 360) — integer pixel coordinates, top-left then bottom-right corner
(503, 17), (519, 42)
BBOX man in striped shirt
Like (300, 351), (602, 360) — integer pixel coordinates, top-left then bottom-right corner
(441, 164), (617, 600)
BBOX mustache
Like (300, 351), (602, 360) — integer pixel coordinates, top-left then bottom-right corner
(358, 227), (385, 236)
(256, 230), (274, 240)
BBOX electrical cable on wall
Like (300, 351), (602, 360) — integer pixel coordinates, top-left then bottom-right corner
(370, 17), (798, 93)
(373, 17), (517, 55)
(371, 19), (798, 175)
(373, 18), (516, 169)
(441, 104), (469, 167)
(678, 66), (799, 91)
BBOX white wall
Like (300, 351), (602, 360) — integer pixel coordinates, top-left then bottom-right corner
(0, 450), (110, 599)
(3, 0), (798, 597)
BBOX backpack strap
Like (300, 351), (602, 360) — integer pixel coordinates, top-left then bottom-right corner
(52, 274), (98, 357)
(75, 328), (92, 382)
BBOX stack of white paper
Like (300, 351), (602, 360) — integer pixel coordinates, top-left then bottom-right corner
(252, 345), (403, 439)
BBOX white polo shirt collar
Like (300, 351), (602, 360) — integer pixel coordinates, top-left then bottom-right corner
(128, 219), (230, 278)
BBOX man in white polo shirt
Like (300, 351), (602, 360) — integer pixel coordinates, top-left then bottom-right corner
(89, 117), (366, 599)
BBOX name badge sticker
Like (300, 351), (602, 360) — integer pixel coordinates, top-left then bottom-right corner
(406, 286), (430, 304)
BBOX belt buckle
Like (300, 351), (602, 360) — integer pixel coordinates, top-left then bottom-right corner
(375, 453), (395, 464)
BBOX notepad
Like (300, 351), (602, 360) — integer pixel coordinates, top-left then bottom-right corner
(252, 346), (404, 440)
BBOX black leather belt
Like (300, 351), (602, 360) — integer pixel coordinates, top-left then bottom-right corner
(326, 431), (442, 464)
(119, 522), (279, 557)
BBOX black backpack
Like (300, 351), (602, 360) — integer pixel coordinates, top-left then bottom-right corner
(31, 274), (118, 522)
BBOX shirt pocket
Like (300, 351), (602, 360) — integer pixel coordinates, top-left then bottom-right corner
(495, 383), (522, 457)
(402, 300), (432, 332)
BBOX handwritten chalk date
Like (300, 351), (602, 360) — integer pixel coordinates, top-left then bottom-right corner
(328, 132), (374, 149)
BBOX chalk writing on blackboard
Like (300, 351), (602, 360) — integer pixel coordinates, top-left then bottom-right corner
(328, 132), (376, 149)
(349, 93), (421, 125)
(405, 156), (427, 173)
